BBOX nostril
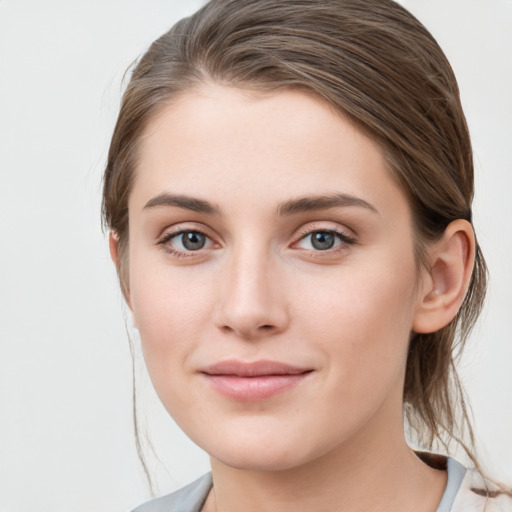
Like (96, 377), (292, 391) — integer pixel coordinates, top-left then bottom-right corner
(260, 325), (274, 330)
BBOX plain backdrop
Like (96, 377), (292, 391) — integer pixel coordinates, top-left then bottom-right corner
(0, 1), (510, 511)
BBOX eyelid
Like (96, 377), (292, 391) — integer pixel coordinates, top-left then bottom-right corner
(156, 223), (220, 257)
(157, 221), (217, 241)
(292, 222), (357, 245)
(288, 223), (357, 258)
(155, 221), (356, 257)
(160, 229), (212, 246)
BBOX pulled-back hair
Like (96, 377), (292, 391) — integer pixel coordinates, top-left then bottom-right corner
(103, 0), (487, 474)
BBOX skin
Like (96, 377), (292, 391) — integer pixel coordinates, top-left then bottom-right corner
(111, 84), (475, 512)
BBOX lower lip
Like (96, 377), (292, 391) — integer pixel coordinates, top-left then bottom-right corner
(203, 373), (311, 401)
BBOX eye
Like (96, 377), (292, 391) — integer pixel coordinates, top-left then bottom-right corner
(179, 231), (207, 251)
(296, 230), (354, 251)
(159, 230), (213, 254)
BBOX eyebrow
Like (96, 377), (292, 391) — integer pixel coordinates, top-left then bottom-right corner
(277, 193), (378, 216)
(144, 193), (220, 214)
(143, 192), (378, 216)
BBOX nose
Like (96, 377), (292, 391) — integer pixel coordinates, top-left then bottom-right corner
(213, 245), (290, 340)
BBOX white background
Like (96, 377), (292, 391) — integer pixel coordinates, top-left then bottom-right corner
(0, 1), (510, 511)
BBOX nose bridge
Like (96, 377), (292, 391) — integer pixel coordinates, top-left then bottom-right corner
(215, 238), (288, 338)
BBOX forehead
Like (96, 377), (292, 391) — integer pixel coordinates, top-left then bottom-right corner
(130, 83), (408, 219)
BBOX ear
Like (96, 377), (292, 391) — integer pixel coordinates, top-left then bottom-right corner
(109, 232), (133, 310)
(109, 231), (120, 266)
(413, 219), (475, 334)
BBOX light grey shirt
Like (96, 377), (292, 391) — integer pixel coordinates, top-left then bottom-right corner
(131, 457), (509, 512)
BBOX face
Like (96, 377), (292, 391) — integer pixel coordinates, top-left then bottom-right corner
(125, 84), (425, 472)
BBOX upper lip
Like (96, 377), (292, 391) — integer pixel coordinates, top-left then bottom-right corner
(201, 360), (312, 377)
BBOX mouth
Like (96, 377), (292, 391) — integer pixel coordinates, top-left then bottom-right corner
(200, 360), (314, 401)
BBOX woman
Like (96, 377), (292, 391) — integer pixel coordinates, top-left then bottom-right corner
(102, 0), (511, 510)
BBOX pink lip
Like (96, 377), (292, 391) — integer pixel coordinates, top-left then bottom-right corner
(200, 360), (313, 401)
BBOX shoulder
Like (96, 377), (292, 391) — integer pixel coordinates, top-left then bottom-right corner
(131, 473), (213, 512)
(452, 465), (512, 512)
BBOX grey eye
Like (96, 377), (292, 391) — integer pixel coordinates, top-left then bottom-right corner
(181, 231), (207, 251)
(295, 228), (355, 253)
(310, 231), (336, 250)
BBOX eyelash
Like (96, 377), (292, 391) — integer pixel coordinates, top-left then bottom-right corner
(156, 226), (356, 258)
(294, 228), (356, 252)
(157, 228), (213, 258)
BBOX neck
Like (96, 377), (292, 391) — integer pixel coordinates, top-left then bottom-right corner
(203, 407), (446, 512)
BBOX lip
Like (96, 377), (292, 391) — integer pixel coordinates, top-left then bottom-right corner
(200, 360), (313, 401)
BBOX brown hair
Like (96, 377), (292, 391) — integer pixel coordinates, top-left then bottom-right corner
(103, 0), (487, 478)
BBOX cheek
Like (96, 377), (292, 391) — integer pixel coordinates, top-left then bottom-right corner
(293, 256), (418, 389)
(128, 267), (218, 424)
(297, 256), (417, 329)
(128, 258), (214, 379)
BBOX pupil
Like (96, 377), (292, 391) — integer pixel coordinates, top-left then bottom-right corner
(312, 232), (334, 250)
(182, 232), (206, 250)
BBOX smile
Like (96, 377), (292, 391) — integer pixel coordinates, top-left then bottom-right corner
(200, 360), (314, 401)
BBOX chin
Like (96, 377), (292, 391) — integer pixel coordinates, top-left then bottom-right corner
(197, 425), (337, 474)
(212, 446), (309, 473)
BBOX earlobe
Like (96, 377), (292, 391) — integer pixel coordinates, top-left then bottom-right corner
(109, 231), (133, 311)
(109, 232), (120, 266)
(413, 220), (475, 334)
